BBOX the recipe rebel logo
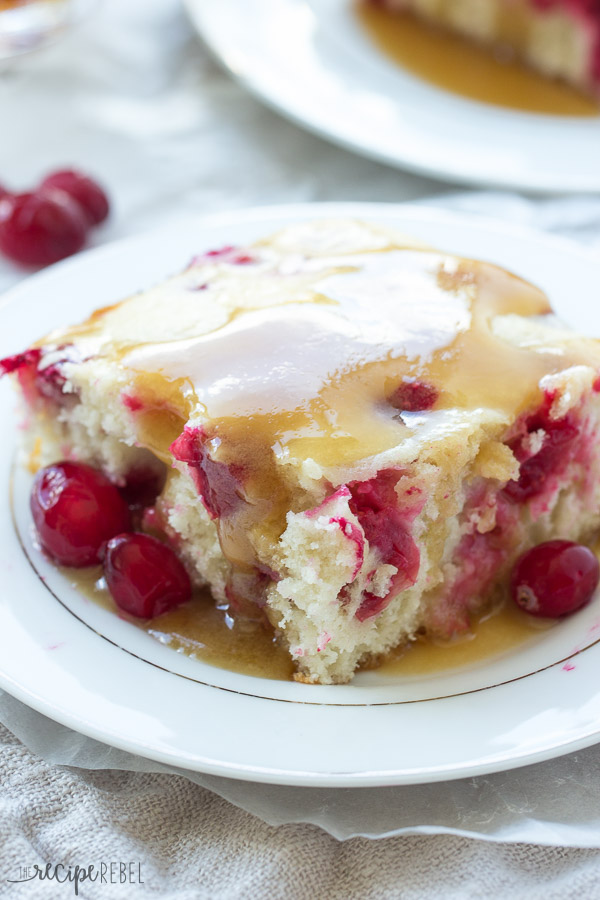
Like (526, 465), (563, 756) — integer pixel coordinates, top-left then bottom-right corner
(7, 862), (144, 895)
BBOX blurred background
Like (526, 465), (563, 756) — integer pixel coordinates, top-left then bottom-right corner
(0, 0), (445, 294)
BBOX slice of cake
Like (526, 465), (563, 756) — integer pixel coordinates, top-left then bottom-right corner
(369, 0), (600, 97)
(4, 219), (600, 684)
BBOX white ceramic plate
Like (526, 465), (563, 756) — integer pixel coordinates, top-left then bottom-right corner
(3, 202), (600, 787)
(184, 0), (600, 193)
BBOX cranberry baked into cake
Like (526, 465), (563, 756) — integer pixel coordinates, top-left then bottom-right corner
(4, 220), (600, 683)
(370, 0), (600, 96)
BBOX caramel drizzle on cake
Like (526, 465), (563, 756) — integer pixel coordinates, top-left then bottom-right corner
(40, 235), (597, 578)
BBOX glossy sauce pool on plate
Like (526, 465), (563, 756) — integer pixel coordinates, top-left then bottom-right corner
(148, 594), (552, 680)
(357, 3), (599, 117)
(71, 567), (550, 682)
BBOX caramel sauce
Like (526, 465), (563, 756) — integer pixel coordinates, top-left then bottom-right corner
(357, 4), (599, 116)
(67, 566), (543, 681)
(380, 599), (552, 677)
(146, 598), (295, 681)
(66, 568), (292, 680)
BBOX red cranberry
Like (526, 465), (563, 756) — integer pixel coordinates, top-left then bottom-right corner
(511, 540), (599, 618)
(35, 359), (69, 404)
(40, 169), (109, 226)
(0, 190), (87, 267)
(204, 245), (236, 258)
(504, 404), (578, 503)
(170, 427), (245, 520)
(0, 346), (82, 405)
(390, 379), (438, 412)
(31, 462), (131, 567)
(0, 348), (42, 376)
(0, 184), (9, 200)
(348, 470), (421, 621)
(191, 246), (255, 266)
(103, 533), (191, 619)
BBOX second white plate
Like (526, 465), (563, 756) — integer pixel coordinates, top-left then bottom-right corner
(185, 0), (600, 193)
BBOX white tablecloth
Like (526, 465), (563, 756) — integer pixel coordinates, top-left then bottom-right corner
(3, 0), (600, 895)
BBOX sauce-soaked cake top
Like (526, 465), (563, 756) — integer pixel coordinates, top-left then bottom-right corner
(37, 220), (600, 565)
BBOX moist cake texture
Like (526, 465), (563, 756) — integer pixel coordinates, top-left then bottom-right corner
(370, 0), (600, 96)
(4, 219), (600, 683)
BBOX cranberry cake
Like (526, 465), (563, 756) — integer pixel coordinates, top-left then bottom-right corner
(4, 219), (600, 683)
(370, 0), (600, 96)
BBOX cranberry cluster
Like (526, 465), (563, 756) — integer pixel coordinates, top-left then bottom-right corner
(28, 461), (599, 623)
(30, 461), (191, 619)
(0, 169), (109, 267)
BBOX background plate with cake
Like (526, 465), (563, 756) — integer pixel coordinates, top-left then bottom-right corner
(184, 0), (600, 192)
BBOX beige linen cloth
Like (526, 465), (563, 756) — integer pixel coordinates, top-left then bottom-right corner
(3, 712), (600, 900)
(4, 0), (600, 894)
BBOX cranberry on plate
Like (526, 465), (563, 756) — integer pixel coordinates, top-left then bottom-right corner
(511, 540), (599, 618)
(103, 533), (191, 619)
(30, 461), (131, 567)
